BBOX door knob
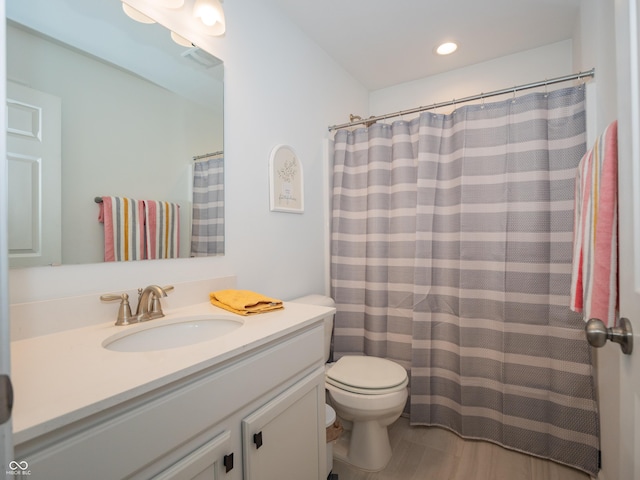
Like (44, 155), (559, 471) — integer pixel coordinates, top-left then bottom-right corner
(585, 317), (633, 355)
(0, 374), (13, 424)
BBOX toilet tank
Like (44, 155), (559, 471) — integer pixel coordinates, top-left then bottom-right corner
(289, 295), (335, 363)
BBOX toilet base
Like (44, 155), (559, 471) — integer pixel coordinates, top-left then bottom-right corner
(332, 420), (393, 472)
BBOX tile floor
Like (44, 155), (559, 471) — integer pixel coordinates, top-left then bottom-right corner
(330, 416), (591, 480)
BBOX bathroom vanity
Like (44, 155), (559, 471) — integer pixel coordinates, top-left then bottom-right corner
(10, 289), (333, 480)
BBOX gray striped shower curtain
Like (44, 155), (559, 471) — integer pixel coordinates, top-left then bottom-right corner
(330, 86), (599, 475)
(190, 156), (225, 256)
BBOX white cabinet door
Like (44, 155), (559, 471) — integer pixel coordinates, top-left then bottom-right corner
(6, 81), (61, 267)
(152, 430), (234, 480)
(242, 368), (326, 480)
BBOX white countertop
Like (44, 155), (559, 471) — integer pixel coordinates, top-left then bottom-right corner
(11, 301), (333, 446)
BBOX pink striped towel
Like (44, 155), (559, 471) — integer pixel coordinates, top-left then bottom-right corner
(98, 196), (145, 262)
(570, 121), (618, 326)
(143, 200), (180, 260)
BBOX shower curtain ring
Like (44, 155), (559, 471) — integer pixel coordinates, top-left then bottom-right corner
(544, 79), (549, 98)
(512, 88), (517, 103)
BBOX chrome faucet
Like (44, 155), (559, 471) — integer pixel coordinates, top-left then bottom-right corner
(135, 285), (170, 322)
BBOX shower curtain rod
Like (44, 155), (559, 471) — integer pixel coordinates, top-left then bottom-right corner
(328, 68), (595, 131)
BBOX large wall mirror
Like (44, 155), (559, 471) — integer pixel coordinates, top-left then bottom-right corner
(6, 0), (224, 268)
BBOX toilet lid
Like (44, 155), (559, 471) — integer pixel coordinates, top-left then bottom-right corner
(326, 356), (407, 392)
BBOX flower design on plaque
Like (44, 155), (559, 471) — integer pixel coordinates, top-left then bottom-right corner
(269, 145), (304, 213)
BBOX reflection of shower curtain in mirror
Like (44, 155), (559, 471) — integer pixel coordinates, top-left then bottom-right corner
(191, 156), (224, 256)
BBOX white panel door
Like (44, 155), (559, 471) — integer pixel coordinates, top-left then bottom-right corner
(1, 1), (14, 473)
(615, 1), (640, 479)
(6, 81), (61, 267)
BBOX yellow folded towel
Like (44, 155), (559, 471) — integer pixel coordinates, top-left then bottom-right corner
(209, 289), (284, 316)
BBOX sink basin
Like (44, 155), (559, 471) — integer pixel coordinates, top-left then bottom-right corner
(103, 315), (244, 352)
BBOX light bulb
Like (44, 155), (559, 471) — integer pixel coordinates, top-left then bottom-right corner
(435, 42), (458, 55)
(194, 0), (224, 27)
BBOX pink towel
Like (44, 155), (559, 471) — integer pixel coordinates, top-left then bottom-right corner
(98, 196), (145, 262)
(570, 121), (618, 326)
(143, 200), (180, 259)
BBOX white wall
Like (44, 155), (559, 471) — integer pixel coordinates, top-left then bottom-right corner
(369, 40), (574, 117)
(7, 0), (368, 304)
(574, 0), (618, 133)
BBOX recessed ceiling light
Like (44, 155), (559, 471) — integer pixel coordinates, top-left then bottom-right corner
(436, 42), (458, 55)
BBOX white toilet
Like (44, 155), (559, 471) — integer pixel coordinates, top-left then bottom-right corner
(290, 295), (408, 472)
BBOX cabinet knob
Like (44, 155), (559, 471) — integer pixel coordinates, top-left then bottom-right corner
(223, 453), (234, 473)
(253, 431), (263, 449)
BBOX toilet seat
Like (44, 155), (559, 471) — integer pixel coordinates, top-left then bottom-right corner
(326, 356), (408, 395)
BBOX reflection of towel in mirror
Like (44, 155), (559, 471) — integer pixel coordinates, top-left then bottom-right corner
(98, 196), (145, 262)
(143, 200), (180, 259)
(210, 290), (284, 315)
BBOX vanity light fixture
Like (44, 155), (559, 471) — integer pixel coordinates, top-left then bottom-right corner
(122, 3), (156, 24)
(157, 0), (185, 7)
(122, 1), (185, 24)
(193, 0), (226, 35)
(435, 41), (458, 55)
(170, 31), (194, 47)
(122, 0), (226, 38)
